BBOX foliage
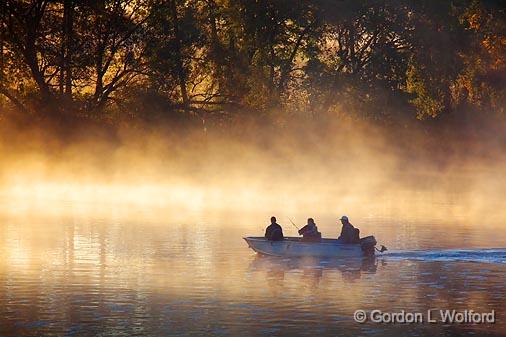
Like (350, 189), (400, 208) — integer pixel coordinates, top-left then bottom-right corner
(0, 0), (504, 126)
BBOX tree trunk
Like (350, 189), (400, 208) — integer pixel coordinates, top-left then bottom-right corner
(22, 1), (54, 105)
(93, 1), (105, 107)
(25, 29), (53, 103)
(278, 25), (310, 93)
(207, 0), (223, 92)
(63, 0), (73, 98)
(169, 0), (189, 112)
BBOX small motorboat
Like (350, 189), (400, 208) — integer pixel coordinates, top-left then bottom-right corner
(243, 236), (385, 258)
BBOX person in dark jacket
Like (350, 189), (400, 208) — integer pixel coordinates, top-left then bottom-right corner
(298, 218), (322, 241)
(265, 216), (284, 241)
(337, 215), (360, 244)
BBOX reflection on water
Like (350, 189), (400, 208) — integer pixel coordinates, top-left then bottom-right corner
(0, 200), (505, 337)
(248, 256), (379, 285)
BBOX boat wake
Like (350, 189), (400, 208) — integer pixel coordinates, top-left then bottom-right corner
(382, 248), (506, 264)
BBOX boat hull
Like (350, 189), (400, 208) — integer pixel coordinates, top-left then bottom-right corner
(243, 237), (372, 258)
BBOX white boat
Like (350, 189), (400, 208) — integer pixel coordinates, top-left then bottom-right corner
(243, 236), (381, 258)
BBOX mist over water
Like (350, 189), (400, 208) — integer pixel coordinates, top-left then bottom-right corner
(1, 116), (505, 224)
(1, 117), (506, 336)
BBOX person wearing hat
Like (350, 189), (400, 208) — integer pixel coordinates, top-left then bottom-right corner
(337, 215), (360, 244)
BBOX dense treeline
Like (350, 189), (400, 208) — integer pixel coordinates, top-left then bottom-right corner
(0, 0), (504, 129)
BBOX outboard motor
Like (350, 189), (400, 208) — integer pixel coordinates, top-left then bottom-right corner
(360, 236), (377, 256)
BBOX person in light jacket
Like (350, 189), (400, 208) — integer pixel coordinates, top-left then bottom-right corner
(298, 218), (321, 242)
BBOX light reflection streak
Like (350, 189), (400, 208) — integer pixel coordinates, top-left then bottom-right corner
(0, 178), (505, 228)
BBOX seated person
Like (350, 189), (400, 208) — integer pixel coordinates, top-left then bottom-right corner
(337, 215), (360, 244)
(298, 218), (322, 241)
(265, 216), (284, 241)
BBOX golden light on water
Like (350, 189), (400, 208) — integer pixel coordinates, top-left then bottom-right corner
(1, 134), (505, 337)
(1, 171), (505, 228)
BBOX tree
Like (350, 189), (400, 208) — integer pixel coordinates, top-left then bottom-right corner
(0, 0), (503, 126)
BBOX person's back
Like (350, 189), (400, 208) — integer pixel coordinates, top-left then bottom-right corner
(265, 216), (284, 241)
(337, 216), (360, 244)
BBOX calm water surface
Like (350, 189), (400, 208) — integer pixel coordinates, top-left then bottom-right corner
(1, 198), (505, 337)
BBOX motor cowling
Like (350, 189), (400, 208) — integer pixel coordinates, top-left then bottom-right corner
(360, 235), (377, 256)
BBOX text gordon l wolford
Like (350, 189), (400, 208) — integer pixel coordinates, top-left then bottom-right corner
(353, 309), (496, 324)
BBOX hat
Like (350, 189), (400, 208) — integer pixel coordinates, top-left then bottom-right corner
(339, 215), (348, 221)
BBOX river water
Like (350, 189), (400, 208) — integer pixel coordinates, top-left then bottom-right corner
(0, 195), (505, 337)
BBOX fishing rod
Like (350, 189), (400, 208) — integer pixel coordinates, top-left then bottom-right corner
(287, 217), (300, 231)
